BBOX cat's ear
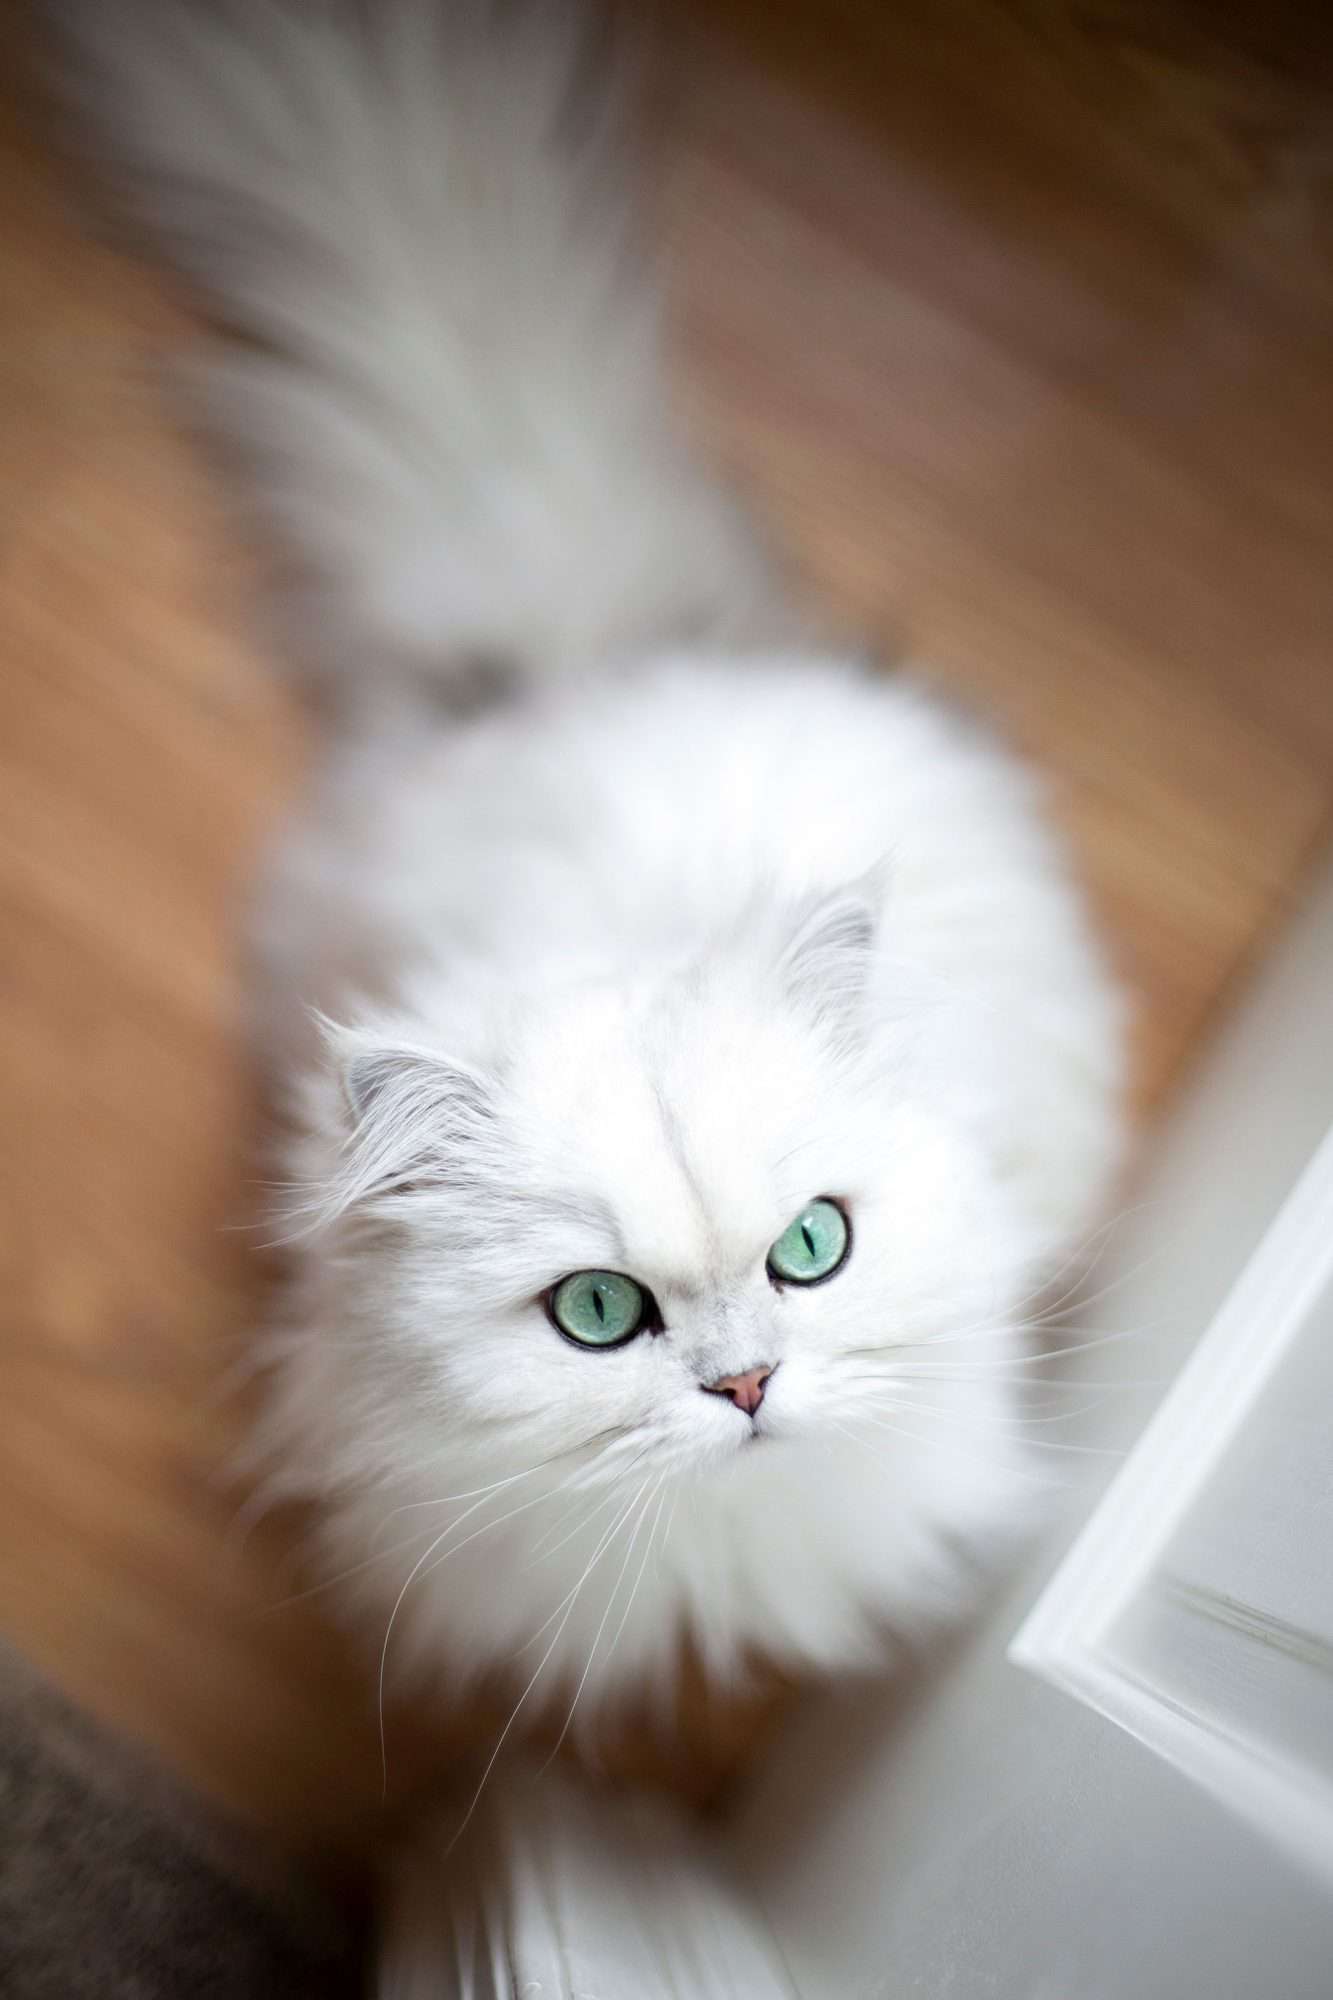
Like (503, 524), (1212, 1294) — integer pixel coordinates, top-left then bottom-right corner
(321, 1019), (493, 1208)
(778, 864), (886, 1042)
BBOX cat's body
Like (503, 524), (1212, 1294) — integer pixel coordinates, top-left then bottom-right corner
(257, 651), (1119, 1703)
(62, 0), (1123, 1727)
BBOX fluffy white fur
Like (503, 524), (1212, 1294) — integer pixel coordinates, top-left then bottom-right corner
(64, 1), (1123, 1724)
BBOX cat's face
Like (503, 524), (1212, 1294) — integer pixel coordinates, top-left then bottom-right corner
(306, 884), (1035, 1499)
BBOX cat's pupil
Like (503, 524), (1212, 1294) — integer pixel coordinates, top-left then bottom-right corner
(593, 1288), (605, 1323)
(801, 1222), (816, 1258)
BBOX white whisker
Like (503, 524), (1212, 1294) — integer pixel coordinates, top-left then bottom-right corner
(524, 1479), (629, 1569)
(376, 1489), (505, 1798)
(599, 1477), (670, 1679)
(539, 1475), (665, 1770)
(443, 1481), (651, 1856)
(513, 1483), (649, 1657)
(837, 1414), (1056, 1488)
(856, 1402), (1124, 1459)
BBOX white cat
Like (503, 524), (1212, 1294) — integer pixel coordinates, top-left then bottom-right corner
(63, 0), (1123, 1726)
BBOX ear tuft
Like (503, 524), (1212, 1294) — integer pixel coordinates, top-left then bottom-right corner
(322, 1023), (492, 1210)
(779, 865), (886, 1039)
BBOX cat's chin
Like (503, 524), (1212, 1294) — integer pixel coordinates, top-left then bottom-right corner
(702, 1424), (793, 1490)
(715, 1422), (777, 1462)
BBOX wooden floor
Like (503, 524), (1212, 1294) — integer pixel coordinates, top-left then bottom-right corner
(2, 0), (1332, 1864)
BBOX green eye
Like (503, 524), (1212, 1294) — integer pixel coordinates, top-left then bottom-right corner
(549, 1270), (649, 1348)
(767, 1198), (850, 1285)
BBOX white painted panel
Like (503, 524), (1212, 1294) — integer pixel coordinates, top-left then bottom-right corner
(1013, 1128), (1333, 1882)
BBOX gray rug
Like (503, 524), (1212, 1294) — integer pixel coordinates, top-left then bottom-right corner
(0, 1638), (364, 1998)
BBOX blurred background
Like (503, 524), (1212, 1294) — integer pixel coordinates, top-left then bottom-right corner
(2, 0), (1331, 1868)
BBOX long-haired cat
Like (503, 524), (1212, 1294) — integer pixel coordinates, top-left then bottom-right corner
(58, 0), (1122, 1747)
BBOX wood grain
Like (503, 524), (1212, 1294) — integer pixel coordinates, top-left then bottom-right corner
(2, 1), (1331, 1862)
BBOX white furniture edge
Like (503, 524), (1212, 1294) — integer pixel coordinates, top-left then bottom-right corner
(1010, 1121), (1333, 1885)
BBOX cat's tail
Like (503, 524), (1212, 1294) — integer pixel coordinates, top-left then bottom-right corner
(51, 1), (776, 707)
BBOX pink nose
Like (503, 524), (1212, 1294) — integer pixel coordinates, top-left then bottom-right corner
(704, 1364), (774, 1418)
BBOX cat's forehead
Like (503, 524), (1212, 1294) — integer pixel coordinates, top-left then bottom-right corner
(509, 982), (837, 1279)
